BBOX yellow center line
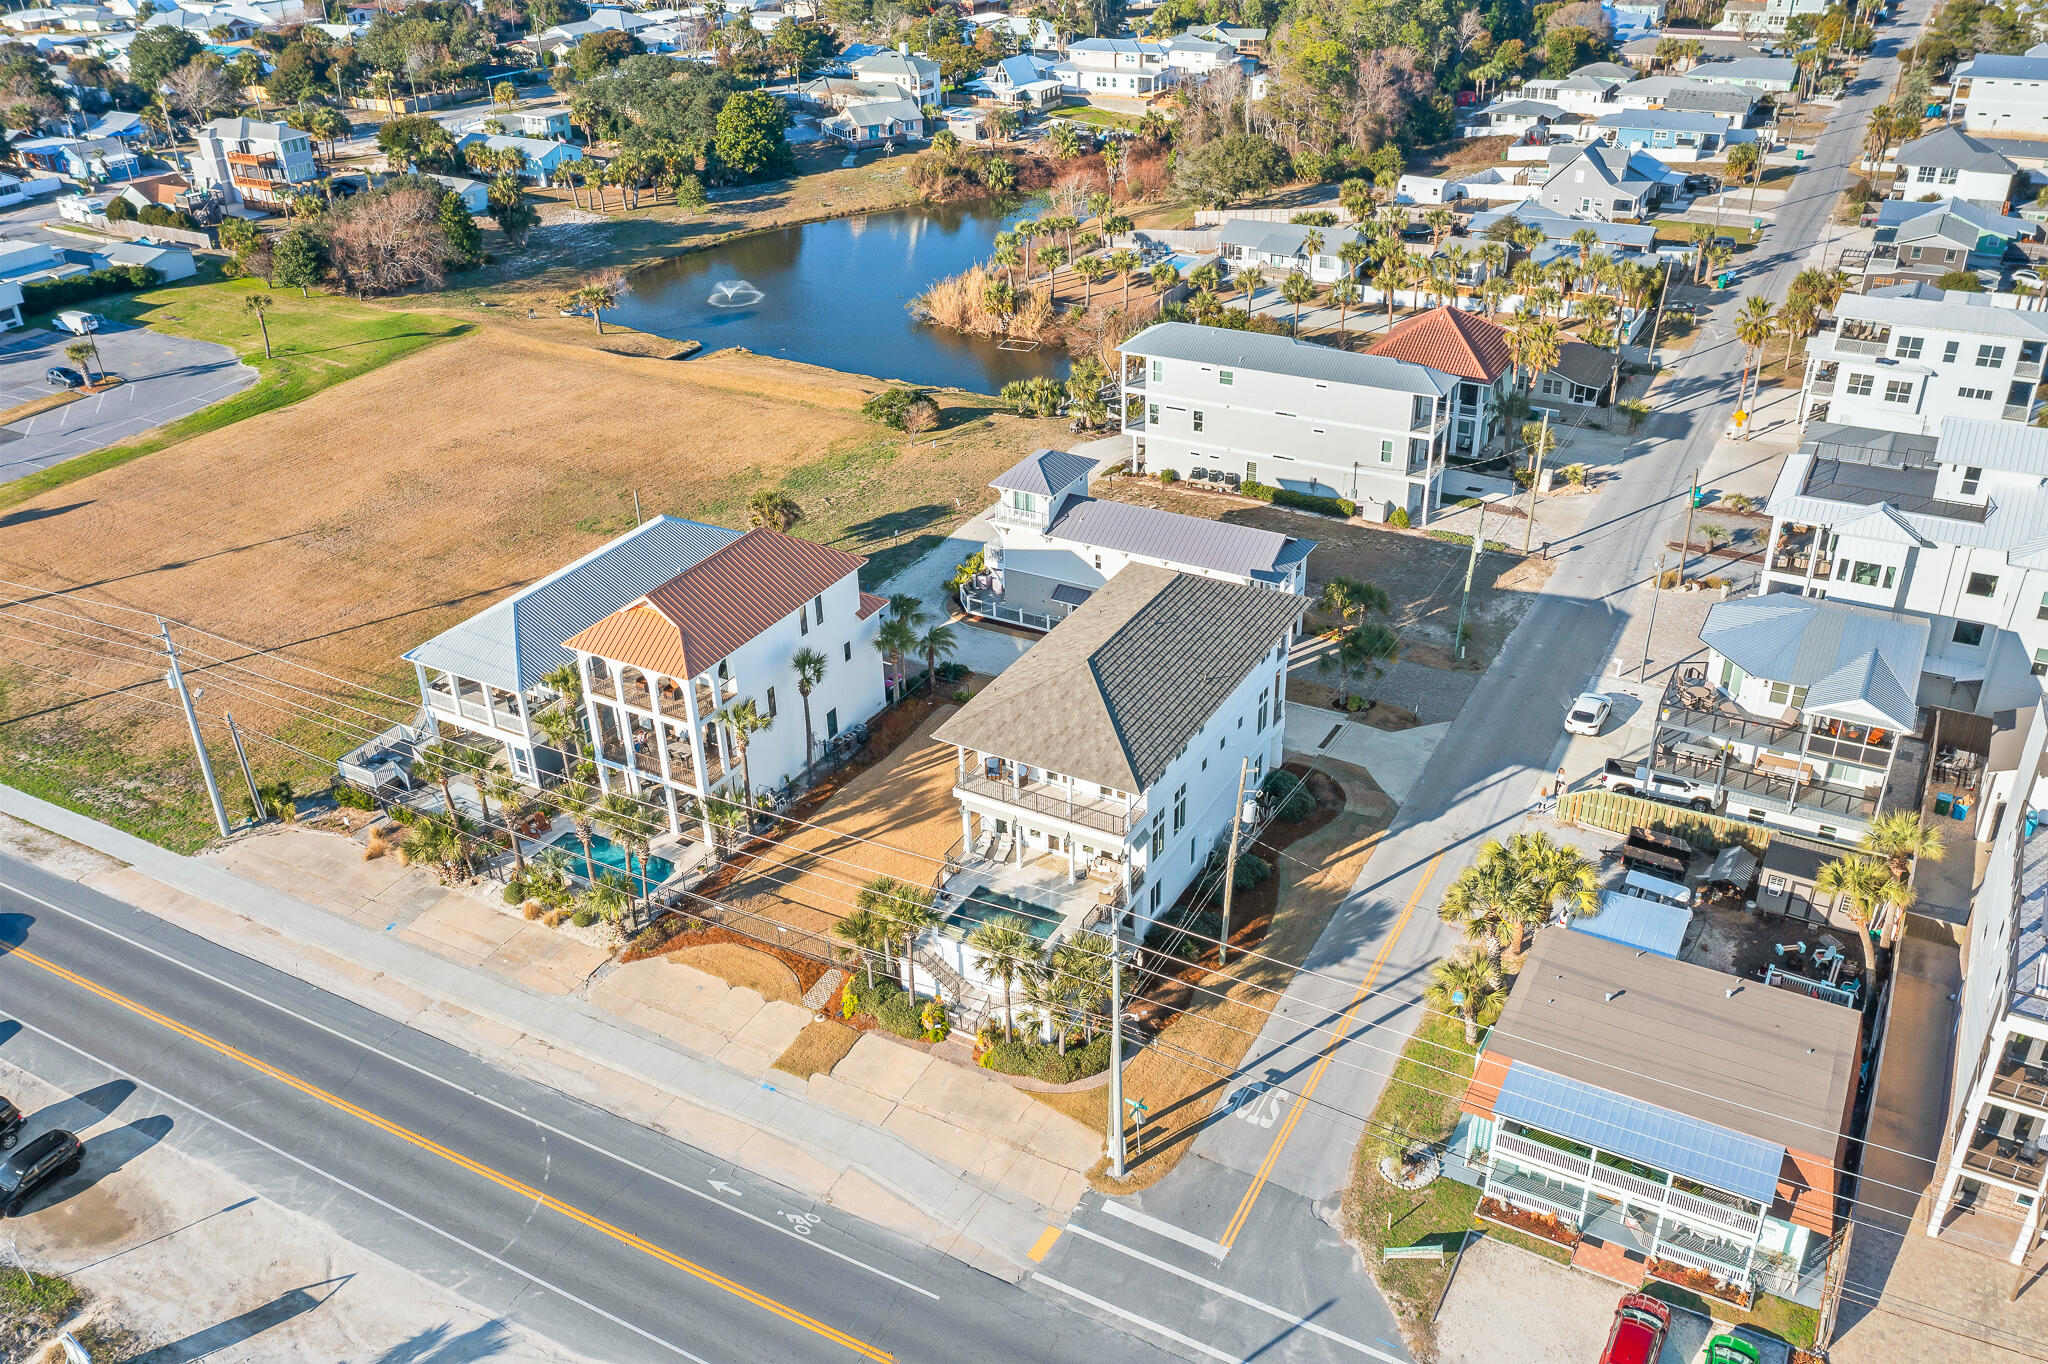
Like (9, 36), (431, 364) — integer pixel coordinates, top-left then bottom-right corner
(6, 946), (892, 1363)
(1217, 852), (1444, 1251)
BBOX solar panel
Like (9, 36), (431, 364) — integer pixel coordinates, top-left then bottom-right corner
(1494, 1064), (1785, 1205)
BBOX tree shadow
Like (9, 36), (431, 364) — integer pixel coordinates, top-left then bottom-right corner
(0, 501), (91, 529)
(369, 1318), (520, 1362)
(837, 503), (955, 548)
(27, 1079), (136, 1140)
(134, 1276), (351, 1362)
(11, 1114), (172, 1216)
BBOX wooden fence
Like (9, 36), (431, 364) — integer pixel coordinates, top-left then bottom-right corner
(1558, 789), (1771, 855)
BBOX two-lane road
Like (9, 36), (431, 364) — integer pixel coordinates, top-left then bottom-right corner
(0, 850), (1185, 1364)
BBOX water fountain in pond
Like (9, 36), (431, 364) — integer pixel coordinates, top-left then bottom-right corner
(707, 278), (765, 308)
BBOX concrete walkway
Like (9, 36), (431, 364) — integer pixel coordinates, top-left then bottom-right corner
(1283, 704), (1447, 807)
(0, 785), (1083, 1281)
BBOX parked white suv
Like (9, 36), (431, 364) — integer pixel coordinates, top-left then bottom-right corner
(1598, 758), (1722, 812)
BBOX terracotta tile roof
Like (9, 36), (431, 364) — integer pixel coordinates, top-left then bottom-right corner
(562, 528), (866, 678)
(1364, 305), (1513, 382)
(856, 592), (887, 620)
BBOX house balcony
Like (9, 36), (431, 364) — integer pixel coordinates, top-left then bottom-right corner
(1768, 525), (1831, 578)
(1659, 680), (1896, 770)
(1831, 335), (1890, 357)
(1990, 1057), (2048, 1114)
(2006, 403), (2032, 422)
(1962, 1130), (2047, 1188)
(958, 579), (1083, 634)
(1652, 745), (1882, 821)
(1487, 1162), (1585, 1222)
(1411, 406), (1449, 434)
(618, 673), (689, 716)
(1654, 1222), (1755, 1288)
(1490, 1129), (1762, 1241)
(2018, 359), (2043, 381)
(955, 768), (1139, 836)
(225, 150), (279, 169)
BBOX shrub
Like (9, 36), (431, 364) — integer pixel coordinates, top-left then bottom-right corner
(503, 880), (526, 905)
(137, 203), (199, 231)
(951, 688), (972, 702)
(1562, 463), (1589, 486)
(875, 988), (924, 1038)
(1425, 529), (1514, 553)
(919, 997), (949, 1041)
(363, 828), (390, 861)
(937, 661), (969, 682)
(387, 804), (419, 826)
(523, 899), (544, 920)
(1290, 209), (1339, 226)
(332, 782), (376, 811)
(1205, 850), (1272, 903)
(544, 908), (568, 927)
(23, 264), (160, 313)
(1158, 469), (1179, 484)
(861, 385), (939, 431)
(978, 1033), (1112, 1082)
(1263, 769), (1315, 822)
(629, 914), (680, 955)
(571, 906), (598, 927)
(1240, 479), (1356, 518)
(1388, 507), (1411, 528)
(104, 195), (135, 221)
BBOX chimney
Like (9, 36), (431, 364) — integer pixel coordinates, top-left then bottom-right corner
(898, 40), (908, 55)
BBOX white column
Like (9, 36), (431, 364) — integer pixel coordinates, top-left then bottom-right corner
(679, 675), (717, 850)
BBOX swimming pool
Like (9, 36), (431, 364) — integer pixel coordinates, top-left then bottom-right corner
(942, 887), (1060, 943)
(543, 830), (676, 890)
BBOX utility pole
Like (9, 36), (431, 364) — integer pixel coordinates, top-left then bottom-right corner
(161, 617), (229, 839)
(1218, 758), (1250, 967)
(1647, 260), (1673, 369)
(1522, 411), (1550, 555)
(633, 489), (643, 526)
(1454, 500), (1485, 661)
(1679, 467), (1701, 584)
(1640, 551), (1667, 679)
(226, 712), (263, 825)
(1106, 916), (1128, 1179)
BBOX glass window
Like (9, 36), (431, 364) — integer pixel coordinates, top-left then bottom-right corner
(798, 608), (808, 635)
(2038, 590), (2048, 621)
(1150, 359), (1163, 381)
(1895, 335), (1924, 359)
(1379, 439), (1394, 464)
(1962, 466), (1982, 495)
(1884, 565), (1896, 588)
(1763, 679), (1809, 708)
(1851, 561), (1881, 586)
(765, 686), (776, 717)
(1954, 620), (1986, 646)
(815, 596), (825, 624)
(1172, 783), (1187, 833)
(1939, 167), (1959, 185)
(1219, 369), (1234, 385)
(825, 707), (839, 738)
(2034, 649), (2048, 677)
(1193, 410), (1204, 432)
(1944, 340), (1961, 363)
(1967, 572), (1999, 597)
(843, 641), (852, 661)
(1846, 373), (1874, 396)
(1148, 402), (1158, 424)
(1979, 344), (2008, 367)
(1883, 379), (1914, 404)
(1959, 387), (1993, 401)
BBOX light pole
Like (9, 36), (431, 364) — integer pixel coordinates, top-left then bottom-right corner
(1639, 552), (1667, 680)
(1106, 916), (1128, 1179)
(162, 617), (229, 839)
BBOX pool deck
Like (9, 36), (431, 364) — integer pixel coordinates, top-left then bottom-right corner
(937, 850), (1115, 949)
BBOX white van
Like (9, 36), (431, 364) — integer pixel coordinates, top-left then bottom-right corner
(54, 310), (100, 336)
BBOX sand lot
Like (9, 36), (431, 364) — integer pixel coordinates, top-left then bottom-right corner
(0, 328), (1046, 846)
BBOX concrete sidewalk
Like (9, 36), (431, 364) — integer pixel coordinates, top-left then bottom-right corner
(0, 785), (1077, 1281)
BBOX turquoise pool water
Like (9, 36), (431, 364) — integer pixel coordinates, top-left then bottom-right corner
(942, 888), (1059, 943)
(545, 830), (675, 889)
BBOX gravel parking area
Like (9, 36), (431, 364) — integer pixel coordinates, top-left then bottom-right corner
(1436, 1236), (1715, 1363)
(0, 321), (254, 482)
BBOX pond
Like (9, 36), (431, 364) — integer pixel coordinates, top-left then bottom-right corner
(607, 197), (1067, 395)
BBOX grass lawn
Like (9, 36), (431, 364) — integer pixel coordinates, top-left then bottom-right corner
(1056, 106), (1142, 130)
(1652, 218), (1762, 246)
(1341, 1010), (1483, 1358)
(0, 269), (468, 512)
(773, 1020), (861, 1078)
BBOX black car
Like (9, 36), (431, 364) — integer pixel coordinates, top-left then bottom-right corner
(0, 1096), (20, 1150)
(1685, 174), (1717, 195)
(45, 366), (83, 388)
(0, 1129), (80, 1215)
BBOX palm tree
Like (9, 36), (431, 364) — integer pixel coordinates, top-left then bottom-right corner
(1074, 254), (1107, 308)
(1012, 217), (1038, 277)
(719, 696), (773, 807)
(1316, 576), (1390, 629)
(1688, 222), (1716, 282)
(1109, 248), (1140, 311)
(1734, 295), (1776, 413)
(412, 739), (465, 818)
(1280, 270), (1316, 334)
(747, 489), (803, 532)
(480, 767), (528, 879)
(1506, 830), (1596, 944)
(1424, 207), (1454, 247)
(1860, 811), (1944, 929)
(967, 914), (1037, 1041)
(534, 706), (583, 763)
(1726, 140), (1764, 217)
(832, 907), (892, 986)
(600, 789), (660, 921)
(1425, 951), (1505, 1046)
(64, 340), (97, 383)
(1317, 621), (1400, 709)
(1329, 282), (1360, 339)
(1149, 260), (1179, 309)
(1052, 930), (1113, 1045)
(548, 772), (603, 887)
(244, 293), (274, 359)
(916, 621), (958, 697)
(790, 646), (829, 784)
(1437, 847), (1540, 987)
(1815, 855), (1913, 977)
(875, 615), (919, 705)
(1373, 260), (1402, 329)
(860, 876), (939, 991)
(991, 234), (1022, 288)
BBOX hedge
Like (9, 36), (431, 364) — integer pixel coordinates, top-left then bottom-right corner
(980, 1033), (1111, 1083)
(1241, 479), (1356, 518)
(1424, 529), (1515, 554)
(23, 265), (160, 313)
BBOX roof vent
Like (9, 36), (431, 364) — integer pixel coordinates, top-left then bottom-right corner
(1604, 989), (1623, 1002)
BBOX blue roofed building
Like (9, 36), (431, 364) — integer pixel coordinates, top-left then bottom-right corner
(962, 448), (1314, 633)
(1459, 928), (1862, 1306)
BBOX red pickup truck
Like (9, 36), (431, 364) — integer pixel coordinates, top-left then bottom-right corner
(1599, 1293), (1672, 1364)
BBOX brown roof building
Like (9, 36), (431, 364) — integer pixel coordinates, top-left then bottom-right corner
(1459, 929), (1861, 1300)
(1365, 305), (1515, 383)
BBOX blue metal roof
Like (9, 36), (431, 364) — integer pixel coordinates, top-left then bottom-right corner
(1494, 1064), (1786, 1204)
(1568, 892), (1691, 959)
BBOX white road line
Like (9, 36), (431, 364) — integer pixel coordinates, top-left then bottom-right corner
(2, 1015), (717, 1364)
(1098, 1199), (1230, 1260)
(1061, 1223), (1405, 1363)
(1033, 1274), (1243, 1363)
(0, 871), (940, 1301)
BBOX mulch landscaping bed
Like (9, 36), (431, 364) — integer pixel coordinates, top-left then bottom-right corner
(1125, 764), (1347, 1033)
(1477, 1195), (1582, 1250)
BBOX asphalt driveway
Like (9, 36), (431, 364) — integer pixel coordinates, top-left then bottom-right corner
(0, 321), (255, 482)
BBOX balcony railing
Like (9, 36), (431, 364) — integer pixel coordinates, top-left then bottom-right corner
(1655, 1223), (1754, 1286)
(1659, 680), (1803, 750)
(1493, 1130), (1760, 1240)
(1769, 550), (1833, 577)
(955, 769), (1138, 835)
(2018, 360), (2043, 381)
(1832, 335), (1891, 357)
(1963, 1132), (2047, 1187)
(1666, 1185), (1763, 1240)
(1488, 1164), (1584, 1221)
(1807, 374), (1837, 397)
(1991, 1061), (2048, 1111)
(959, 588), (1063, 633)
(1654, 747), (1880, 820)
(2006, 403), (2032, 422)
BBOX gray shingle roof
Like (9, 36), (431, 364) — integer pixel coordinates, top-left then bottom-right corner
(1700, 595), (1928, 730)
(1120, 322), (1447, 396)
(1042, 497), (1313, 580)
(1895, 125), (2020, 175)
(403, 516), (743, 694)
(930, 566), (1304, 791)
(992, 448), (1096, 497)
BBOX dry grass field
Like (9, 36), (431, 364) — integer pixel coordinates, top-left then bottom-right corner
(0, 328), (1052, 849)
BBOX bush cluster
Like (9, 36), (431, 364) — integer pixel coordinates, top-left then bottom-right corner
(979, 1033), (1111, 1084)
(861, 385), (939, 431)
(1388, 507), (1411, 529)
(843, 974), (937, 1041)
(24, 264), (161, 313)
(331, 783), (377, 811)
(1424, 529), (1514, 554)
(1239, 479), (1356, 519)
(1262, 769), (1315, 823)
